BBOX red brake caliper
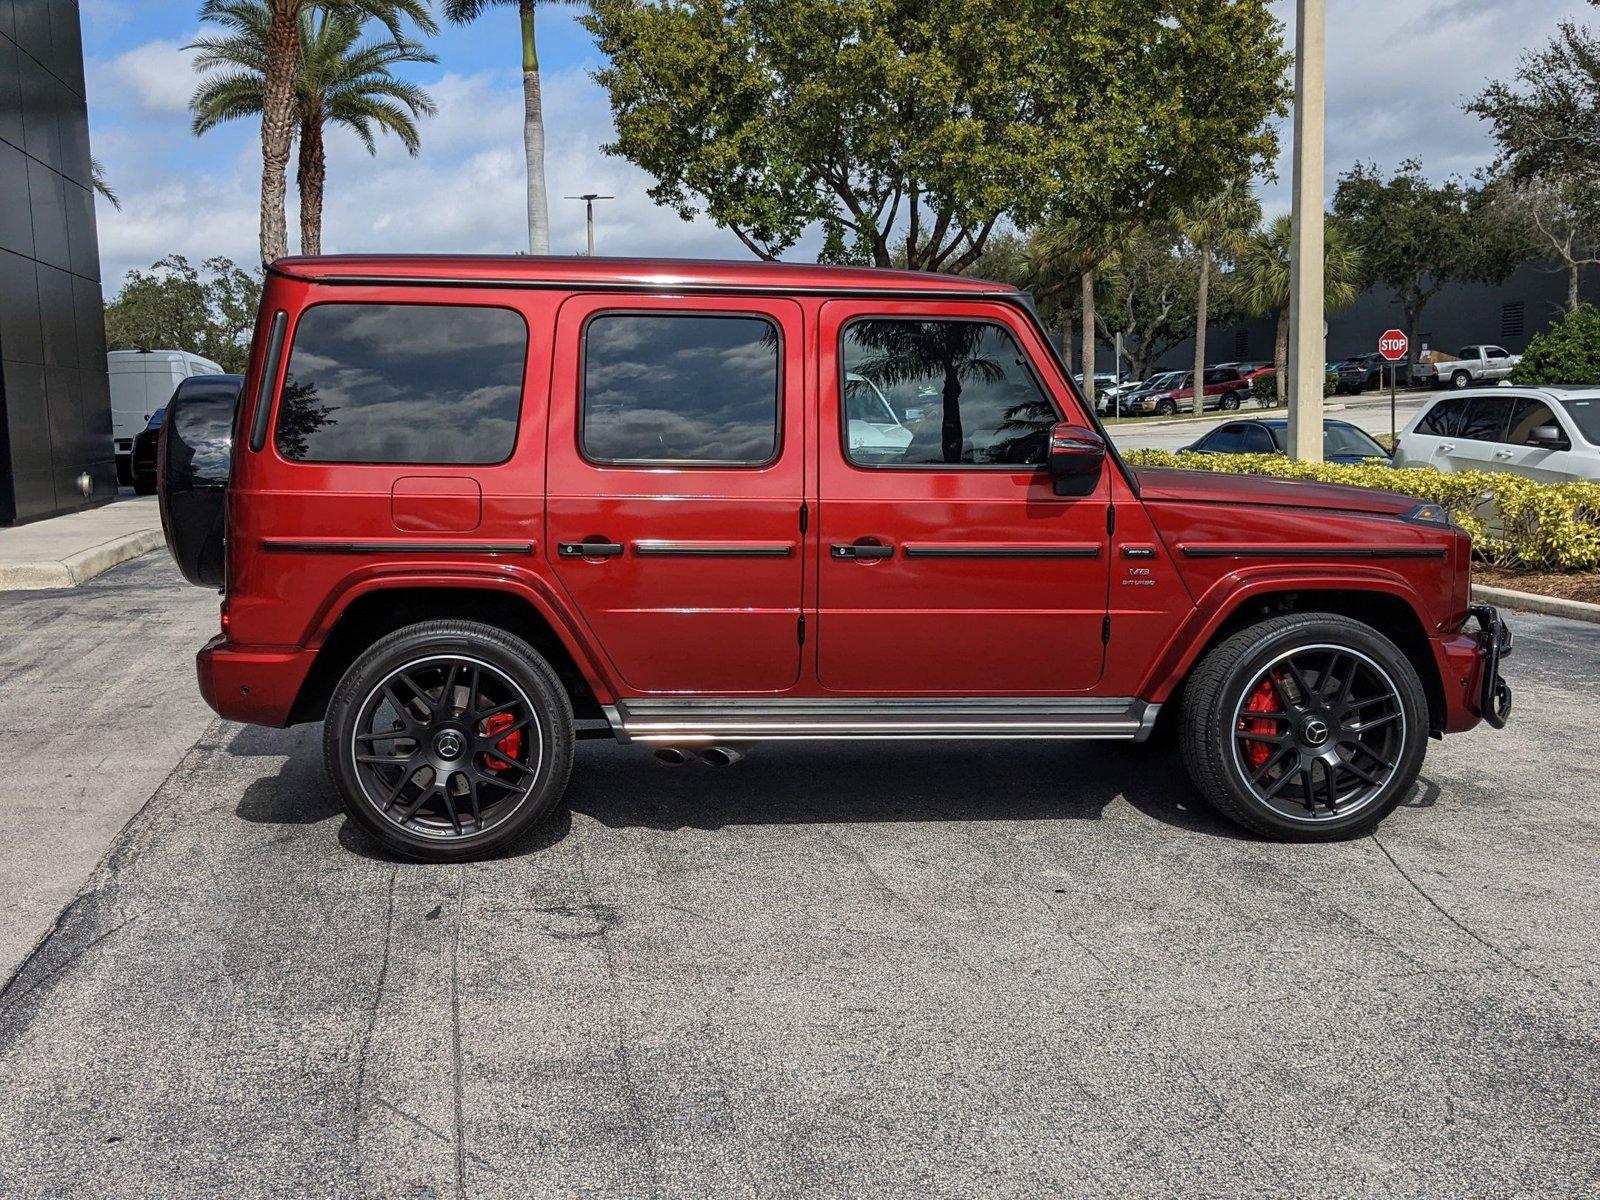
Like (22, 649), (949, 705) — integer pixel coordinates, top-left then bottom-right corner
(479, 711), (524, 773)
(1239, 678), (1280, 770)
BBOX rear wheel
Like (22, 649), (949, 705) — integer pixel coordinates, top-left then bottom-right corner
(1180, 613), (1428, 841)
(1220, 393), (1240, 411)
(324, 620), (574, 861)
(1451, 370), (1472, 389)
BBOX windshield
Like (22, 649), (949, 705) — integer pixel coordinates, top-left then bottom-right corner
(1324, 423), (1387, 458)
(1558, 396), (1600, 445)
(844, 374), (901, 426)
(1145, 372), (1184, 391)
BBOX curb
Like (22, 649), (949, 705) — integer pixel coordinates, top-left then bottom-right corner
(1472, 583), (1600, 625)
(0, 529), (165, 592)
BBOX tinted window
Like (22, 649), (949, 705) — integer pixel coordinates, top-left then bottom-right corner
(1239, 424), (1277, 453)
(1558, 396), (1600, 446)
(1460, 396), (1515, 442)
(582, 314), (779, 465)
(1417, 396), (1468, 436)
(1324, 423), (1387, 458)
(840, 319), (1057, 467)
(1202, 369), (1240, 385)
(1487, 346), (1510, 359)
(276, 304), (526, 463)
(1507, 398), (1570, 449)
(1199, 424), (1248, 453)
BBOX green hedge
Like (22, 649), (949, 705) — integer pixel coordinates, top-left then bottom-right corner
(1508, 305), (1600, 387)
(1123, 449), (1600, 572)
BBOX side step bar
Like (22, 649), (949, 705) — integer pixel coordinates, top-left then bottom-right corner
(604, 698), (1161, 744)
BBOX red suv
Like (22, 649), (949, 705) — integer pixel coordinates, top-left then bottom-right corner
(158, 256), (1511, 861)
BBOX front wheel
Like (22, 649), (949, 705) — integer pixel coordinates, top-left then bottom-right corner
(1179, 613), (1429, 841)
(324, 620), (575, 861)
(1156, 399), (1177, 416)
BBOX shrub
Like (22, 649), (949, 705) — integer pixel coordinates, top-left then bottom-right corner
(1123, 449), (1600, 571)
(1508, 305), (1600, 386)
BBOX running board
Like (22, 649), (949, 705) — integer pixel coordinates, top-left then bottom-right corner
(604, 698), (1160, 744)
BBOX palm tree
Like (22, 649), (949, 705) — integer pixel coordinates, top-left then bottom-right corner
(1233, 214), (1362, 406)
(191, 1), (437, 256)
(90, 158), (120, 210)
(1179, 182), (1260, 414)
(851, 322), (1005, 464)
(195, 0), (435, 265)
(442, 1), (571, 255)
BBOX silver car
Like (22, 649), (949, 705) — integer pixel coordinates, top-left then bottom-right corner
(1393, 386), (1600, 482)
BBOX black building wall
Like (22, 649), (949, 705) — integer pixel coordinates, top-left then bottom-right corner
(0, 0), (114, 525)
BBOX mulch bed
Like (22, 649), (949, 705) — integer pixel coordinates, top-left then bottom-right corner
(1476, 568), (1600, 607)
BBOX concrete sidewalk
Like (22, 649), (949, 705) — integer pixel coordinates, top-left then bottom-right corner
(0, 496), (165, 590)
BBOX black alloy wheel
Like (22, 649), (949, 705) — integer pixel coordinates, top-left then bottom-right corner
(1180, 613), (1428, 841)
(326, 621), (573, 861)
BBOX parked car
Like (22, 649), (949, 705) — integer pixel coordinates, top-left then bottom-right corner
(1097, 378), (1144, 416)
(1412, 345), (1520, 390)
(131, 374), (245, 495)
(108, 349), (225, 485)
(1183, 419), (1392, 465)
(1123, 367), (1249, 416)
(158, 254), (1510, 860)
(1334, 353), (1398, 395)
(1393, 387), (1600, 482)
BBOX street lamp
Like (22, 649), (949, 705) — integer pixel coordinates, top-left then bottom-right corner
(564, 194), (615, 256)
(1286, 0), (1326, 462)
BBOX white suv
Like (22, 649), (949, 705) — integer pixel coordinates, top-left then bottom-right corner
(1393, 386), (1600, 482)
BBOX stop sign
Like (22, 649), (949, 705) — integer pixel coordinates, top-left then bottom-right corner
(1378, 329), (1409, 361)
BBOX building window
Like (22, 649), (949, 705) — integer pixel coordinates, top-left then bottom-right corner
(1234, 330), (1250, 359)
(1501, 302), (1525, 340)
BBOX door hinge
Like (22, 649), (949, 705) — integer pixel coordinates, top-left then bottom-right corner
(1106, 506), (1117, 535)
(797, 615), (806, 645)
(799, 502), (809, 534)
(1101, 614), (1112, 644)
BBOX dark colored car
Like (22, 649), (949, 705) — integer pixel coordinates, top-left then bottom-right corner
(157, 255), (1510, 861)
(1336, 353), (1400, 395)
(1183, 418), (1392, 465)
(133, 375), (244, 495)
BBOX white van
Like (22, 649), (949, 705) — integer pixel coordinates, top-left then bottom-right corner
(107, 349), (224, 483)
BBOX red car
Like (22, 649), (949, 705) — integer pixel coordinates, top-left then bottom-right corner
(159, 256), (1511, 861)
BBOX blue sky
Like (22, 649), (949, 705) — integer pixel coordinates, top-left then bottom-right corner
(81, 0), (1592, 292)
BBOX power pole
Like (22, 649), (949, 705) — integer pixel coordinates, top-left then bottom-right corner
(564, 194), (615, 256)
(1286, 0), (1326, 462)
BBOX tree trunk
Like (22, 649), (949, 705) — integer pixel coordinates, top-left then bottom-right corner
(940, 360), (964, 465)
(1192, 240), (1211, 416)
(258, 5), (300, 264)
(297, 116), (325, 257)
(1079, 269), (1096, 410)
(1274, 308), (1289, 407)
(521, 1), (550, 255)
(1569, 261), (1582, 313)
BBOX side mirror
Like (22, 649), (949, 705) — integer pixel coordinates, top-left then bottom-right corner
(1048, 422), (1106, 496)
(159, 380), (242, 589)
(1528, 423), (1569, 450)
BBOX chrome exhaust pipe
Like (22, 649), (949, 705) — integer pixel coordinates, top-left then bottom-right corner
(699, 745), (745, 767)
(653, 747), (692, 766)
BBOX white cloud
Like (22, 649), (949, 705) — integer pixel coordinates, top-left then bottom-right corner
(98, 37), (202, 116)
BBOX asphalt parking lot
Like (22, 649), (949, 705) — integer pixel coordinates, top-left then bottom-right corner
(0, 557), (1597, 1198)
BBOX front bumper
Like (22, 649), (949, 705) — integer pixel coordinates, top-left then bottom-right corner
(197, 636), (317, 727)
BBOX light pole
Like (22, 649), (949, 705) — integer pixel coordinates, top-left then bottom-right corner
(564, 194), (614, 256)
(1286, 0), (1326, 462)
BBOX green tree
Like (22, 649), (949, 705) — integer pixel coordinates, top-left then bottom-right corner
(1509, 305), (1600, 385)
(583, 0), (1289, 301)
(1094, 224), (1212, 384)
(195, 0), (435, 265)
(443, 1), (572, 255)
(190, 2), (437, 256)
(1483, 173), (1597, 313)
(1179, 182), (1260, 413)
(90, 158), (120, 210)
(1333, 160), (1527, 356)
(1233, 215), (1361, 406)
(103, 256), (263, 373)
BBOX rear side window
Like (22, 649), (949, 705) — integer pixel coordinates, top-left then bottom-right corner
(1416, 396), (1467, 436)
(839, 318), (1058, 467)
(1460, 395), (1516, 442)
(276, 303), (527, 463)
(1199, 424), (1248, 453)
(581, 314), (780, 466)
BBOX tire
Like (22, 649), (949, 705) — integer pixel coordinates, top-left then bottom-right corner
(1156, 399), (1176, 416)
(1179, 612), (1429, 841)
(1451, 370), (1472, 389)
(1220, 393), (1240, 411)
(324, 620), (574, 861)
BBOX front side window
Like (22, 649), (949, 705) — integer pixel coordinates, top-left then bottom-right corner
(582, 314), (779, 466)
(840, 318), (1057, 467)
(1507, 398), (1570, 449)
(1239, 424), (1277, 453)
(276, 303), (526, 463)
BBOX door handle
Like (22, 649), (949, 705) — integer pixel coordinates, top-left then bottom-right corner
(1494, 449), (1514, 460)
(558, 540), (624, 558)
(1439, 442), (1455, 453)
(831, 541), (895, 560)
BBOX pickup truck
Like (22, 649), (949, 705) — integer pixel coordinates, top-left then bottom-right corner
(1413, 345), (1520, 390)
(156, 255), (1512, 860)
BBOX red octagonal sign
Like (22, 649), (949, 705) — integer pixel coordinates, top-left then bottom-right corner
(1378, 329), (1409, 361)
